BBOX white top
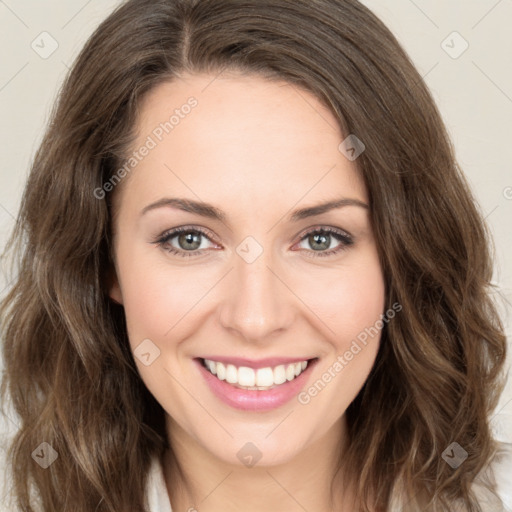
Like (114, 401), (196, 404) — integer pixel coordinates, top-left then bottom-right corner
(146, 455), (173, 512)
(146, 442), (512, 512)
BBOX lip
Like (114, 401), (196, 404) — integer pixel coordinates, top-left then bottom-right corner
(194, 357), (318, 411)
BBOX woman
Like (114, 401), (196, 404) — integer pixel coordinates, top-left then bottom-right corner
(1, 0), (510, 510)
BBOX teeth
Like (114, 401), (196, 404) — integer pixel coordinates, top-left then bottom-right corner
(239, 366), (255, 387)
(216, 362), (226, 381)
(273, 365), (287, 385)
(256, 367), (273, 387)
(203, 358), (310, 389)
(207, 360), (217, 375)
(225, 364), (238, 384)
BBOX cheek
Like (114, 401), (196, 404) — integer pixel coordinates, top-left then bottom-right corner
(311, 261), (385, 409)
(296, 251), (386, 347)
(117, 246), (215, 345)
(293, 249), (385, 408)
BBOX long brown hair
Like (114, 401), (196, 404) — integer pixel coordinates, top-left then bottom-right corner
(0, 0), (507, 510)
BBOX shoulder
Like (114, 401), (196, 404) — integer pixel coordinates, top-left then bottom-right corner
(146, 454), (173, 512)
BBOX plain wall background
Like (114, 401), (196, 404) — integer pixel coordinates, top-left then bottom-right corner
(1, 0), (511, 503)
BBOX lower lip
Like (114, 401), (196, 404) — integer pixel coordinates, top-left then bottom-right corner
(194, 358), (317, 411)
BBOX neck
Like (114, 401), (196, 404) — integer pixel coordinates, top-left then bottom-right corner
(162, 416), (359, 512)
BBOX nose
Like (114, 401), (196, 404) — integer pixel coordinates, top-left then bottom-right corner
(217, 246), (296, 343)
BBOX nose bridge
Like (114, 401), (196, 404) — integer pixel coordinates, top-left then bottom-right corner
(218, 238), (293, 340)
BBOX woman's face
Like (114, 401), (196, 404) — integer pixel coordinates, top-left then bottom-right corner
(109, 72), (386, 467)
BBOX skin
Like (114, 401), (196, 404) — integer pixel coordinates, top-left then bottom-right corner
(109, 72), (385, 512)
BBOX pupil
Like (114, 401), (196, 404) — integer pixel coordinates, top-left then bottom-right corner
(179, 232), (201, 250)
(311, 233), (329, 251)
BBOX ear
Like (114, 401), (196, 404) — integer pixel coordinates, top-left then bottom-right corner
(106, 265), (124, 305)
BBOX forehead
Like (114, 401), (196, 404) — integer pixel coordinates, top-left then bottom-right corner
(117, 72), (367, 213)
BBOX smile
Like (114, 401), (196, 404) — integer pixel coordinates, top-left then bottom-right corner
(195, 357), (318, 411)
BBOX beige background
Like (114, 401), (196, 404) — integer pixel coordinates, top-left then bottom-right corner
(1, 0), (511, 502)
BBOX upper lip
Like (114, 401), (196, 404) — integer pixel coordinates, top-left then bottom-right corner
(198, 356), (315, 369)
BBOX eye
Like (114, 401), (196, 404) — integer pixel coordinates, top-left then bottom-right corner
(153, 225), (354, 259)
(294, 227), (354, 258)
(153, 226), (219, 258)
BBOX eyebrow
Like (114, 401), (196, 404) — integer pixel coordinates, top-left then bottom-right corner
(140, 197), (369, 222)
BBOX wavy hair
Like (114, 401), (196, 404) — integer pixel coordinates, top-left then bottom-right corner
(0, 0), (507, 510)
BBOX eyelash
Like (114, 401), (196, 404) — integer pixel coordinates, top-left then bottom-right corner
(153, 225), (354, 259)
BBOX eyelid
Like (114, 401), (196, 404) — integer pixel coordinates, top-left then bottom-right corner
(293, 224), (353, 241)
(156, 225), (218, 241)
